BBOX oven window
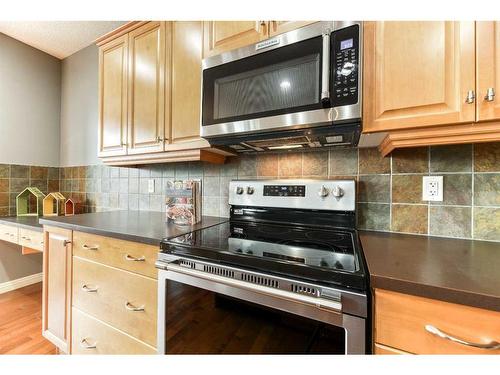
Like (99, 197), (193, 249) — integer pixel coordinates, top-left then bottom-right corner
(165, 280), (345, 354)
(202, 36), (324, 126)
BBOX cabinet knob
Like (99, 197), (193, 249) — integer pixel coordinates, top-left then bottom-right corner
(465, 90), (475, 104)
(156, 136), (164, 143)
(63, 240), (72, 246)
(484, 87), (496, 102)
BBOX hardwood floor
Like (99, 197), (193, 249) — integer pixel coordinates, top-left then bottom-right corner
(0, 282), (56, 354)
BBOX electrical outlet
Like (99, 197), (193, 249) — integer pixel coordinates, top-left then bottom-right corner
(422, 176), (443, 201)
(148, 179), (155, 194)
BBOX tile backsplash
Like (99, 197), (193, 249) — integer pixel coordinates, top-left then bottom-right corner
(1, 142), (499, 242)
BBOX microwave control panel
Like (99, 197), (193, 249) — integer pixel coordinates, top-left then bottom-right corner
(332, 25), (359, 106)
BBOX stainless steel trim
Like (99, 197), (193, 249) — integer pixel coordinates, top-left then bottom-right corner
(425, 325), (500, 350)
(168, 261), (342, 312)
(321, 31), (331, 101)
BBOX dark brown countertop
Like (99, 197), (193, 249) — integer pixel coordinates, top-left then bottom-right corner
(360, 231), (500, 312)
(0, 216), (43, 232)
(39, 211), (228, 245)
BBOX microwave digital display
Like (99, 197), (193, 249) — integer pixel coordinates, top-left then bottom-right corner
(340, 38), (354, 50)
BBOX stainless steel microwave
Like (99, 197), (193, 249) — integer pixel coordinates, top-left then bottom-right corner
(200, 21), (362, 152)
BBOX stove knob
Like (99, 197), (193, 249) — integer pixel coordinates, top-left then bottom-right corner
(246, 186), (254, 195)
(236, 186), (244, 195)
(318, 185), (329, 198)
(331, 185), (344, 199)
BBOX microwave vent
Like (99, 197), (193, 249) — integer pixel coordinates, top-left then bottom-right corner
(246, 136), (310, 148)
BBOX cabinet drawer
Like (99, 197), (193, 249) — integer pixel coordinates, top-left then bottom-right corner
(71, 307), (156, 354)
(374, 343), (411, 355)
(0, 224), (18, 244)
(19, 228), (44, 251)
(72, 257), (157, 347)
(375, 289), (500, 354)
(73, 231), (158, 278)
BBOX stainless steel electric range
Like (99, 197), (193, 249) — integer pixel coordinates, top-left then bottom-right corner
(156, 179), (369, 354)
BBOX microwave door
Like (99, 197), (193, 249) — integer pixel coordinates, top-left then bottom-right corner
(201, 35), (329, 137)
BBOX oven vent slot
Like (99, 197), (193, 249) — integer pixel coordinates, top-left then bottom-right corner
(241, 273), (279, 288)
(203, 265), (235, 278)
(291, 284), (317, 296)
(178, 260), (196, 269)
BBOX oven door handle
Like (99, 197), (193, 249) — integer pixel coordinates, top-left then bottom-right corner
(166, 263), (342, 313)
(321, 31), (331, 107)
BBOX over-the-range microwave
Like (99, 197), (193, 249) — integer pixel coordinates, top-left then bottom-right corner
(200, 21), (365, 152)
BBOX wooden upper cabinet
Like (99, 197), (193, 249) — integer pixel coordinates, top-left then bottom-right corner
(98, 35), (128, 157)
(363, 21), (476, 133)
(269, 21), (316, 36)
(42, 226), (73, 354)
(127, 22), (166, 154)
(171, 21), (204, 143)
(476, 21), (500, 122)
(203, 21), (267, 58)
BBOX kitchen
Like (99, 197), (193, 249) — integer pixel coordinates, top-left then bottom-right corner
(0, 1), (499, 373)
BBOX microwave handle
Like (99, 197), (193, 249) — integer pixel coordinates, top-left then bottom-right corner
(321, 31), (331, 107)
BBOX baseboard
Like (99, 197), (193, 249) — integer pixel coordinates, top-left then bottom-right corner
(0, 272), (43, 294)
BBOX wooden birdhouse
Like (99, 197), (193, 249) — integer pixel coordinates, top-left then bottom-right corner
(16, 187), (45, 216)
(43, 192), (66, 216)
(65, 198), (82, 216)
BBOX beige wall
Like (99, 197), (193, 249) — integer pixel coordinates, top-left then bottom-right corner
(0, 33), (61, 166)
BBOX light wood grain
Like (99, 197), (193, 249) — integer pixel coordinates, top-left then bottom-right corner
(379, 121), (500, 156)
(95, 21), (146, 46)
(363, 21), (476, 133)
(19, 228), (44, 252)
(203, 21), (267, 58)
(476, 21), (500, 122)
(268, 21), (316, 36)
(71, 307), (156, 354)
(0, 224), (18, 244)
(375, 289), (500, 354)
(98, 35), (128, 157)
(72, 231), (158, 279)
(127, 21), (166, 155)
(171, 21), (203, 143)
(42, 226), (72, 354)
(72, 257), (157, 347)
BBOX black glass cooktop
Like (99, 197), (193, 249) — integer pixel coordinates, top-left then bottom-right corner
(160, 221), (368, 291)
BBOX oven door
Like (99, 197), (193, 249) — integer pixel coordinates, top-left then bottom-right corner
(201, 21), (362, 139)
(157, 263), (366, 354)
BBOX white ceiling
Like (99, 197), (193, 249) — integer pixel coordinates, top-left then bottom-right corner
(0, 21), (126, 59)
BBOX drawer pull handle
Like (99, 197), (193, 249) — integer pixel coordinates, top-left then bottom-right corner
(82, 284), (99, 293)
(125, 254), (146, 262)
(125, 302), (145, 312)
(82, 244), (99, 250)
(80, 338), (97, 349)
(425, 325), (500, 350)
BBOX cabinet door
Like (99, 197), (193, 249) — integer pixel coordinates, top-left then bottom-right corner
(363, 21), (476, 133)
(171, 21), (203, 144)
(203, 21), (267, 58)
(476, 21), (500, 122)
(269, 21), (316, 36)
(98, 35), (128, 157)
(127, 22), (166, 154)
(42, 226), (72, 354)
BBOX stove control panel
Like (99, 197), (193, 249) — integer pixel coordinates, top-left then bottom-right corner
(229, 179), (355, 211)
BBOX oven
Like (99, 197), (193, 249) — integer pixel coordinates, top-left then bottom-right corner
(156, 256), (367, 354)
(201, 21), (362, 151)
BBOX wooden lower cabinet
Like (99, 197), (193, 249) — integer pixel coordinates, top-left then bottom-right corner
(72, 256), (157, 347)
(374, 343), (411, 355)
(374, 289), (500, 354)
(71, 308), (156, 355)
(42, 226), (73, 354)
